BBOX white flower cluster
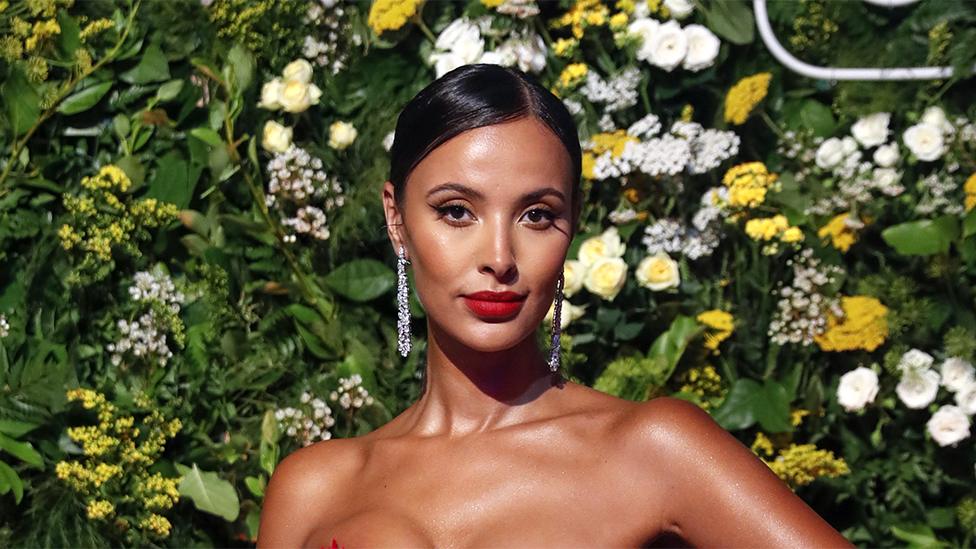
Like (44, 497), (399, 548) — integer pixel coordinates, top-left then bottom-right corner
(903, 106), (954, 162)
(265, 145), (345, 243)
(588, 119), (739, 181)
(490, 0), (540, 19)
(580, 68), (641, 113)
(627, 17), (720, 72)
(892, 348), (976, 447)
(301, 1), (353, 75)
(641, 215), (720, 260)
(258, 59), (322, 114)
(329, 374), (375, 411)
(275, 391), (335, 446)
(429, 18), (546, 78)
(608, 207), (640, 224)
(108, 310), (173, 367)
(0, 314), (9, 338)
(129, 270), (184, 313)
(767, 248), (843, 346)
(915, 173), (963, 216)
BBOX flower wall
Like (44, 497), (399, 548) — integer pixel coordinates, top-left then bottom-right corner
(0, 0), (975, 545)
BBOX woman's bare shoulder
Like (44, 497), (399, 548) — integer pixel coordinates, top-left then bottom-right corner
(257, 437), (366, 548)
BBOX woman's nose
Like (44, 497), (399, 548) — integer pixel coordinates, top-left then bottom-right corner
(478, 217), (517, 283)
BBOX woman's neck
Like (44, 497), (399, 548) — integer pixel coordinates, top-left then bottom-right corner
(403, 320), (561, 438)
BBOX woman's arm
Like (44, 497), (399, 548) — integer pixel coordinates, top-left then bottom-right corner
(630, 397), (852, 548)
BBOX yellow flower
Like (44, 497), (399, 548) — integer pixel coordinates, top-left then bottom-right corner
(680, 103), (694, 122)
(588, 130), (638, 158)
(964, 173), (976, 212)
(609, 12), (628, 30)
(814, 295), (888, 352)
(763, 443), (849, 489)
(553, 38), (578, 58)
(635, 252), (680, 291)
(481, 0), (505, 7)
(697, 310), (734, 352)
(724, 72), (772, 125)
(140, 513), (172, 538)
(817, 212), (860, 253)
(558, 62), (588, 90)
(678, 365), (726, 410)
(751, 432), (775, 457)
(780, 226), (804, 243)
(790, 408), (811, 427)
(552, 0), (609, 39)
(722, 162), (778, 209)
(616, 0), (636, 13)
(86, 499), (115, 520)
(80, 18), (114, 41)
(368, 0), (422, 35)
(582, 151), (596, 179)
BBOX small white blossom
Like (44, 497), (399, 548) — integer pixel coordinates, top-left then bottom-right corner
(927, 405), (971, 447)
(941, 358), (976, 393)
(836, 366), (879, 412)
(896, 368), (941, 409)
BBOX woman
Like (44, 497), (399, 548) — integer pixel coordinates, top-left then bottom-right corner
(258, 64), (851, 548)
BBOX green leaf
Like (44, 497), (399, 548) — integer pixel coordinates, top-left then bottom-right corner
(176, 463), (240, 521)
(324, 259), (396, 302)
(190, 127), (223, 146)
(244, 475), (266, 498)
(156, 79), (185, 102)
(882, 217), (958, 256)
(58, 81), (113, 115)
(0, 420), (39, 438)
(120, 43), (171, 85)
(712, 378), (791, 432)
(0, 433), (43, 467)
(648, 315), (700, 376)
(701, 0), (754, 45)
(963, 208), (976, 239)
(226, 44), (255, 93)
(890, 523), (945, 548)
(1, 67), (41, 137)
(55, 11), (81, 60)
(146, 151), (200, 209)
(798, 100), (836, 138)
(0, 460), (24, 504)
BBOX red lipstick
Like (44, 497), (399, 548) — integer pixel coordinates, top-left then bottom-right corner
(462, 291), (526, 319)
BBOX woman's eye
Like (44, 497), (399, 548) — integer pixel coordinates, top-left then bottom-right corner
(523, 208), (555, 226)
(437, 204), (472, 224)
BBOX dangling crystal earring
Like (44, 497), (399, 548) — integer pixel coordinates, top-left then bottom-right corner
(396, 246), (412, 357)
(548, 274), (564, 372)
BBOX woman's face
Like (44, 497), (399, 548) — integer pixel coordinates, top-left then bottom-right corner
(383, 116), (575, 354)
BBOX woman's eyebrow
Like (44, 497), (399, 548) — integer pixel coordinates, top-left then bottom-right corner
(427, 182), (565, 203)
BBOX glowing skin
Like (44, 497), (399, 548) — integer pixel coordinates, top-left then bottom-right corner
(258, 117), (852, 549)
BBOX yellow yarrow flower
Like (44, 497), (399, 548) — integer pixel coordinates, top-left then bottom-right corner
(814, 295), (888, 352)
(553, 37), (578, 58)
(558, 62), (588, 90)
(697, 310), (734, 352)
(751, 432), (775, 457)
(817, 212), (860, 253)
(552, 0), (609, 39)
(724, 72), (772, 125)
(86, 499), (115, 520)
(763, 443), (849, 489)
(615, 0), (636, 14)
(722, 162), (778, 208)
(609, 12), (628, 30)
(590, 130), (638, 158)
(368, 0), (422, 35)
(964, 173), (976, 212)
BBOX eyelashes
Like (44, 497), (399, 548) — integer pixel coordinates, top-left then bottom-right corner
(433, 203), (558, 228)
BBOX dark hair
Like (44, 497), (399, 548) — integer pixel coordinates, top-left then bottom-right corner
(389, 64), (582, 211)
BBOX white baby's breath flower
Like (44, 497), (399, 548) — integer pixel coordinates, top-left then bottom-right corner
(941, 357), (976, 393)
(896, 368), (940, 409)
(635, 252), (680, 291)
(681, 25), (719, 72)
(903, 123), (945, 161)
(836, 366), (879, 412)
(647, 20), (687, 72)
(926, 405), (971, 447)
(851, 112), (890, 148)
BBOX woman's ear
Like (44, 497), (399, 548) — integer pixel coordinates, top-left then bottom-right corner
(381, 181), (406, 255)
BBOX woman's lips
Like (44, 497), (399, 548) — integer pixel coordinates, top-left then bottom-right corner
(462, 291), (526, 319)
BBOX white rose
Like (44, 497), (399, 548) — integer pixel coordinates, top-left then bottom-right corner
(282, 59), (314, 84)
(257, 78), (284, 110)
(545, 299), (586, 330)
(328, 121), (357, 150)
(851, 112), (890, 148)
(955, 382), (976, 415)
(903, 123), (945, 162)
(382, 130), (395, 152)
(841, 136), (858, 156)
(921, 106), (952, 134)
(512, 33), (547, 74)
(815, 137), (845, 169)
(628, 18), (661, 63)
(898, 348), (935, 374)
(279, 79), (322, 113)
(896, 368), (940, 409)
(941, 357), (976, 393)
(261, 120), (292, 153)
(578, 227), (626, 267)
(635, 252), (680, 291)
(681, 25), (720, 72)
(926, 405), (971, 447)
(435, 18), (484, 64)
(664, 0), (695, 19)
(430, 52), (466, 79)
(872, 143), (900, 167)
(836, 366), (879, 412)
(479, 47), (518, 68)
(562, 260), (585, 298)
(647, 20), (687, 72)
(583, 257), (628, 301)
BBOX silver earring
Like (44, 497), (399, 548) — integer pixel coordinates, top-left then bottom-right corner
(396, 246), (411, 357)
(548, 274), (564, 372)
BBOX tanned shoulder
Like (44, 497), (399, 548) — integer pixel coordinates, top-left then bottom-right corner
(257, 438), (363, 548)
